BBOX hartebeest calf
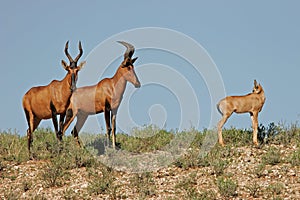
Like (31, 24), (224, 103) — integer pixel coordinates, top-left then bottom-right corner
(61, 41), (141, 149)
(217, 80), (266, 146)
(22, 41), (86, 155)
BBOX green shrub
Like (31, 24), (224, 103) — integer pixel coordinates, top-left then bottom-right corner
(289, 148), (300, 166)
(40, 157), (71, 188)
(174, 147), (210, 169)
(210, 159), (228, 176)
(222, 128), (252, 146)
(245, 181), (260, 198)
(61, 188), (78, 200)
(30, 128), (61, 160)
(267, 182), (285, 198)
(217, 177), (238, 197)
(175, 172), (208, 199)
(87, 167), (117, 197)
(253, 163), (266, 178)
(130, 172), (156, 198)
(262, 147), (281, 165)
(22, 180), (32, 192)
(0, 130), (28, 163)
(117, 126), (173, 153)
(265, 123), (300, 145)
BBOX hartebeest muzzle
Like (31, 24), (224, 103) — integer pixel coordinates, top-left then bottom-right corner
(71, 73), (77, 92)
(134, 80), (141, 88)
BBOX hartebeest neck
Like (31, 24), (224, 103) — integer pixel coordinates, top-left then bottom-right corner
(61, 73), (74, 94)
(111, 68), (127, 98)
(259, 89), (266, 102)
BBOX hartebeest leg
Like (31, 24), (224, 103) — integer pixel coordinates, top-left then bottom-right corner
(51, 110), (60, 140)
(217, 113), (232, 146)
(26, 111), (41, 157)
(71, 113), (88, 146)
(104, 108), (111, 147)
(50, 102), (61, 140)
(111, 110), (117, 149)
(250, 112), (259, 146)
(57, 113), (65, 141)
(62, 108), (77, 135)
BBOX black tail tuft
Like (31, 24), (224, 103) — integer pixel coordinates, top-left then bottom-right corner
(216, 103), (223, 115)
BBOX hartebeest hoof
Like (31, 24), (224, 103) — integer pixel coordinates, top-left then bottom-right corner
(253, 141), (259, 148)
(218, 141), (225, 147)
(75, 137), (81, 147)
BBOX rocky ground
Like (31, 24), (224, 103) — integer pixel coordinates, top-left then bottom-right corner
(0, 143), (299, 200)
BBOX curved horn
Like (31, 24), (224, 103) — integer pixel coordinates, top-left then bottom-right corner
(74, 41), (83, 62)
(117, 41), (135, 59)
(64, 41), (74, 62)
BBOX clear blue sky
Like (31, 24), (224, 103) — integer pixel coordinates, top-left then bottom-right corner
(1, 1), (300, 135)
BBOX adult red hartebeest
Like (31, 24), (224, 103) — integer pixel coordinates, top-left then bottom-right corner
(61, 41), (141, 149)
(22, 41), (86, 155)
(217, 80), (266, 146)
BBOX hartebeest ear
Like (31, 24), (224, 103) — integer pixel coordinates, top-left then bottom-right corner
(78, 61), (86, 70)
(122, 57), (131, 67)
(131, 57), (138, 64)
(61, 60), (69, 70)
(254, 79), (258, 87)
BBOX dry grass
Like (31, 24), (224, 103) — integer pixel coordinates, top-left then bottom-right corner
(0, 123), (299, 199)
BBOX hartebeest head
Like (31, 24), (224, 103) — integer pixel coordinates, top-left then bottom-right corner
(252, 79), (263, 94)
(117, 41), (141, 88)
(61, 41), (86, 92)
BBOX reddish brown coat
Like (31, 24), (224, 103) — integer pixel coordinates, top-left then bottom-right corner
(22, 41), (85, 155)
(62, 41), (140, 149)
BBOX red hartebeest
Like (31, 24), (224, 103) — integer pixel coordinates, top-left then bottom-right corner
(22, 41), (86, 155)
(62, 41), (141, 149)
(217, 80), (266, 146)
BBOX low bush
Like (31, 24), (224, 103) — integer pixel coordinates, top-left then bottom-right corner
(217, 177), (238, 198)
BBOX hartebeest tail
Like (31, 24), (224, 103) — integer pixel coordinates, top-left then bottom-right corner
(217, 80), (266, 146)
(62, 41), (141, 149)
(22, 41), (86, 156)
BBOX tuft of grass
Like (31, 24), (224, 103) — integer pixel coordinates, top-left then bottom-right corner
(130, 172), (156, 198)
(40, 157), (71, 188)
(117, 126), (174, 153)
(87, 166), (117, 197)
(262, 147), (281, 165)
(61, 188), (76, 200)
(0, 130), (28, 163)
(289, 148), (300, 166)
(208, 146), (231, 176)
(253, 163), (266, 178)
(175, 171), (216, 199)
(267, 182), (285, 198)
(222, 128), (252, 146)
(264, 122), (300, 145)
(30, 128), (63, 160)
(245, 181), (260, 198)
(22, 180), (32, 192)
(174, 148), (210, 169)
(216, 177), (238, 198)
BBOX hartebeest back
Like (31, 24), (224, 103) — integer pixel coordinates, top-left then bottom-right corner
(61, 41), (141, 149)
(22, 41), (86, 155)
(217, 80), (266, 146)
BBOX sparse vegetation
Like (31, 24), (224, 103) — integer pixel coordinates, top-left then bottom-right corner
(216, 176), (238, 198)
(245, 181), (260, 198)
(263, 146), (282, 165)
(130, 172), (156, 198)
(0, 123), (299, 199)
